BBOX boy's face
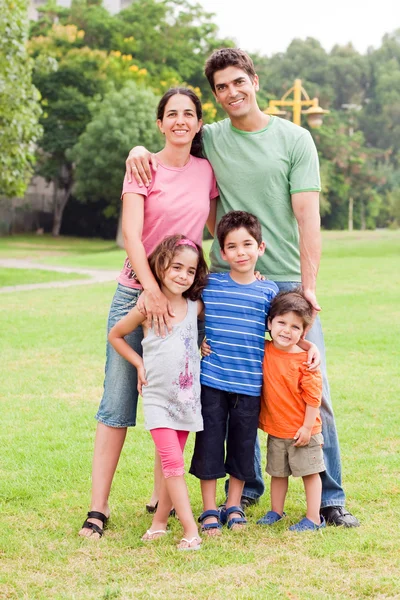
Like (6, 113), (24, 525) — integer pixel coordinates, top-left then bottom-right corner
(220, 227), (265, 274)
(268, 311), (305, 351)
(212, 66), (259, 121)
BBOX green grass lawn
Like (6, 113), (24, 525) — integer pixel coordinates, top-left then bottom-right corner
(1, 231), (400, 599)
(0, 268), (89, 287)
(0, 234), (123, 269)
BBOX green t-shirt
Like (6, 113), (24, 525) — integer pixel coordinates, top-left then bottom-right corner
(202, 116), (321, 281)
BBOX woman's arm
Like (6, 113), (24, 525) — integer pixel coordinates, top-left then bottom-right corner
(108, 306), (148, 393)
(122, 193), (174, 334)
(206, 197), (218, 237)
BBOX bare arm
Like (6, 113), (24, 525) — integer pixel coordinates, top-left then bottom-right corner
(206, 197), (218, 237)
(125, 146), (158, 187)
(108, 306), (148, 393)
(122, 193), (174, 333)
(297, 339), (320, 370)
(293, 404), (319, 447)
(197, 299), (205, 319)
(291, 191), (321, 323)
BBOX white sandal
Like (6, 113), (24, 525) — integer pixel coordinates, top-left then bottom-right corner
(142, 529), (168, 541)
(177, 536), (202, 551)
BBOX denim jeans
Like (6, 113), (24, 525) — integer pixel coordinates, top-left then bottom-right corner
(228, 281), (346, 508)
(96, 284), (143, 427)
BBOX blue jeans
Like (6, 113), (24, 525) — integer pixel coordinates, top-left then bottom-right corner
(229, 281), (346, 508)
(96, 285), (143, 427)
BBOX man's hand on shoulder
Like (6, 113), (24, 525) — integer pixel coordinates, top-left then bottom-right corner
(302, 289), (321, 334)
(126, 147), (158, 187)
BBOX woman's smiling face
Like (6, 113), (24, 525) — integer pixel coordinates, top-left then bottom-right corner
(157, 94), (202, 146)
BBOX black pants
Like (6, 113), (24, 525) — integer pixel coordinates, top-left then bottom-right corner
(190, 385), (260, 481)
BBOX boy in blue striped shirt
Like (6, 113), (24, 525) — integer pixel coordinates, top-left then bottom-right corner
(190, 211), (279, 533)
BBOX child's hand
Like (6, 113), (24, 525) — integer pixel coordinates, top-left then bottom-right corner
(137, 363), (148, 395)
(304, 343), (320, 371)
(254, 271), (266, 281)
(293, 426), (312, 447)
(200, 339), (212, 357)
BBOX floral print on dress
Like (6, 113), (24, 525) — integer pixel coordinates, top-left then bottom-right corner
(167, 323), (201, 422)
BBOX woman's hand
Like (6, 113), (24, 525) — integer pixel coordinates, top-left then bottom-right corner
(200, 339), (212, 357)
(126, 146), (158, 187)
(304, 343), (320, 371)
(254, 271), (265, 281)
(137, 362), (148, 395)
(137, 288), (175, 337)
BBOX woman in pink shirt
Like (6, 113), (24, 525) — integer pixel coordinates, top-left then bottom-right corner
(79, 88), (218, 539)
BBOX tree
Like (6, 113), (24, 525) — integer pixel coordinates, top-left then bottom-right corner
(313, 112), (383, 230)
(0, 0), (42, 197)
(29, 22), (148, 235)
(70, 82), (161, 245)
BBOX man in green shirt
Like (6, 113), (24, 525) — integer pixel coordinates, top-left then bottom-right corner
(125, 48), (359, 528)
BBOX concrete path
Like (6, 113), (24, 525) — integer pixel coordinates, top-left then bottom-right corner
(0, 259), (117, 293)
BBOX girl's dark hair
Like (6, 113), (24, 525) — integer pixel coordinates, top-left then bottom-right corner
(156, 87), (203, 158)
(148, 234), (209, 301)
(268, 289), (313, 330)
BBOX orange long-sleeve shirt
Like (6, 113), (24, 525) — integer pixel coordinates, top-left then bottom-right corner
(259, 341), (323, 438)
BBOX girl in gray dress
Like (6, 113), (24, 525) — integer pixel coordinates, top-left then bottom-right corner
(108, 234), (208, 550)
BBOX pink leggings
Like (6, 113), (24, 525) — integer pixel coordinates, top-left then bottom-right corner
(150, 428), (189, 478)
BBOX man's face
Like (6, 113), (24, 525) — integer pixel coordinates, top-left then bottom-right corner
(212, 66), (259, 121)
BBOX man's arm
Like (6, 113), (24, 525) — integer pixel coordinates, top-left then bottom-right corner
(125, 146), (158, 187)
(291, 191), (321, 321)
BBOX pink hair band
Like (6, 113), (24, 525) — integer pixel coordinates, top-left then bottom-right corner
(175, 238), (198, 251)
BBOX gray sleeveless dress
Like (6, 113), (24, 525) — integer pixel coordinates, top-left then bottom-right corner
(141, 299), (203, 432)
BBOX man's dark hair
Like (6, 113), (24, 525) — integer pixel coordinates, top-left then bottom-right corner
(268, 289), (313, 330)
(217, 210), (262, 249)
(205, 48), (256, 92)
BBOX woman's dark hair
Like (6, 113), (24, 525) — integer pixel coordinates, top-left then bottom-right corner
(156, 88), (203, 158)
(148, 234), (209, 301)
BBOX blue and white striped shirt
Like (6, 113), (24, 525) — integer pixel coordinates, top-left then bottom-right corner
(201, 273), (279, 396)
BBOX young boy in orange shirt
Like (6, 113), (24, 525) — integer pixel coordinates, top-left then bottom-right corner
(258, 290), (326, 531)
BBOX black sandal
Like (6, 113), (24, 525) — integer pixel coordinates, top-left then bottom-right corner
(145, 502), (176, 518)
(81, 511), (108, 538)
(146, 502), (158, 514)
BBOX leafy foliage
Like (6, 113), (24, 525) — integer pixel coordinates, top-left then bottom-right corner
(253, 31), (400, 228)
(25, 0), (400, 232)
(28, 0), (230, 235)
(70, 82), (161, 217)
(0, 0), (42, 197)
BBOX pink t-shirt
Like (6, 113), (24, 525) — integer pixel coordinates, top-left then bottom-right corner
(118, 155), (218, 288)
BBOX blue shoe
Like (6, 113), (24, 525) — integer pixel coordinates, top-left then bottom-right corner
(198, 510), (222, 534)
(257, 510), (286, 525)
(289, 516), (326, 532)
(220, 505), (247, 529)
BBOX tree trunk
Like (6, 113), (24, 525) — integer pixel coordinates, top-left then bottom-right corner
(52, 189), (70, 236)
(360, 201), (366, 230)
(348, 196), (353, 231)
(51, 170), (73, 236)
(116, 209), (124, 249)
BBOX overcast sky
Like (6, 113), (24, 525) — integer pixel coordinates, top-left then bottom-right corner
(196, 0), (400, 56)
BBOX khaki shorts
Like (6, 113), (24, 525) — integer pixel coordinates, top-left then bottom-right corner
(266, 433), (325, 478)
